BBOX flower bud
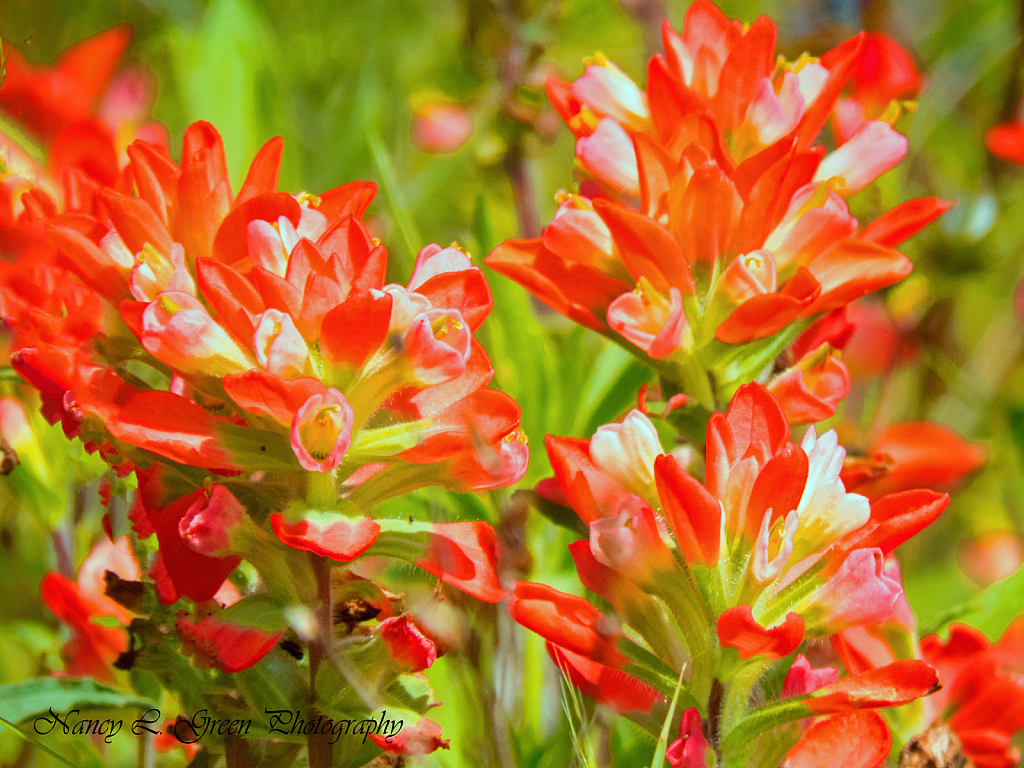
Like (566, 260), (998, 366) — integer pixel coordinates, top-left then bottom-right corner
(178, 485), (246, 557)
(589, 409), (663, 503)
(782, 654), (839, 698)
(140, 291), (255, 376)
(570, 57), (649, 133)
(407, 243), (473, 291)
(130, 242), (196, 302)
(801, 548), (901, 634)
(607, 282), (687, 359)
(253, 309), (313, 378)
(576, 118), (640, 197)
(403, 309), (471, 385)
(589, 506), (675, 589)
(411, 101), (473, 154)
(665, 707), (710, 768)
(290, 388), (355, 473)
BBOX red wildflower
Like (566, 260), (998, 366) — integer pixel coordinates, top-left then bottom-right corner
(40, 536), (141, 682)
(547, 643), (661, 714)
(488, 4), (948, 410)
(666, 708), (711, 767)
(987, 119), (1024, 167)
(841, 421), (986, 500)
(367, 717), (450, 755)
(270, 512), (380, 561)
(782, 711), (891, 768)
(175, 612), (284, 674)
(920, 620), (1024, 768)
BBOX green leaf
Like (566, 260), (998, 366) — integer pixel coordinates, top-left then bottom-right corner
(573, 343), (653, 437)
(167, 0), (271, 182)
(384, 673), (436, 715)
(234, 653), (309, 737)
(524, 489), (589, 538)
(0, 677), (157, 727)
(253, 741), (301, 768)
(0, 716), (77, 768)
(923, 562), (1024, 641)
(368, 130), (422, 267)
(651, 668), (688, 768)
(219, 594), (288, 633)
(315, 662), (367, 718)
(718, 698), (810, 755)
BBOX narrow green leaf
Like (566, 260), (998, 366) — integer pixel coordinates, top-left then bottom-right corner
(234, 654), (308, 737)
(367, 131), (422, 265)
(718, 698), (809, 754)
(0, 715), (78, 768)
(0, 678), (158, 727)
(651, 667), (688, 768)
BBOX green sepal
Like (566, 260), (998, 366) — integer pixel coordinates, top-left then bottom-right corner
(346, 419), (429, 460)
(705, 320), (810, 401)
(718, 693), (820, 754)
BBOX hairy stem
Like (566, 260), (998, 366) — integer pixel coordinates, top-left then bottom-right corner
(306, 555), (333, 768)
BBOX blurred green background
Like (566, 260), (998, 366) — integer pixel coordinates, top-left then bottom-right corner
(2, 0), (1024, 765)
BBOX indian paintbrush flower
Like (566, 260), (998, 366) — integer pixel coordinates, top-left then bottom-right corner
(487, 0), (950, 414)
(512, 384), (947, 764)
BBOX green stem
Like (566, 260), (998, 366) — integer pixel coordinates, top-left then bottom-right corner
(306, 470), (337, 510)
(720, 659), (772, 739)
(345, 354), (406, 434)
(239, 524), (317, 605)
(655, 572), (716, 706)
(306, 555), (333, 768)
(675, 350), (717, 412)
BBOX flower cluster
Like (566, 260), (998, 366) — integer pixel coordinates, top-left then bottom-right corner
(0, 5), (1018, 768)
(0, 27), (528, 762)
(511, 384), (948, 764)
(483, 6), (1003, 763)
(486, 1), (949, 421)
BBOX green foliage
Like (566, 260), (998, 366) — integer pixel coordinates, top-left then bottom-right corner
(0, 676), (156, 726)
(925, 562), (1024, 640)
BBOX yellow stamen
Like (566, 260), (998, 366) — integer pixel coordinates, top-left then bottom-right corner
(136, 242), (163, 267)
(159, 295), (182, 315)
(790, 52), (818, 73)
(880, 100), (902, 125)
(431, 316), (463, 339)
(302, 405), (345, 461)
(633, 277), (670, 312)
